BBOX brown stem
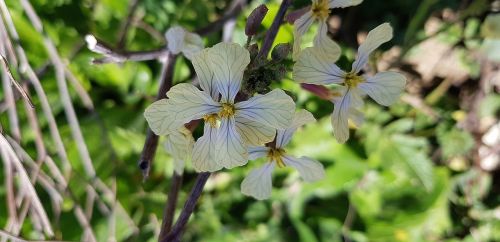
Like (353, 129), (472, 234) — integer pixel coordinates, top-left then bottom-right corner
(160, 172), (211, 242)
(256, 0), (292, 60)
(159, 173), (184, 238)
(139, 53), (177, 179)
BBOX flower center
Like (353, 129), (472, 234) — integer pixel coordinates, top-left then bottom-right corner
(267, 148), (286, 168)
(203, 114), (218, 128)
(311, 0), (330, 21)
(219, 103), (236, 118)
(344, 72), (364, 88)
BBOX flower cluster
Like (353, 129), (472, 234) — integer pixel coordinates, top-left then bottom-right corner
(144, 1), (406, 199)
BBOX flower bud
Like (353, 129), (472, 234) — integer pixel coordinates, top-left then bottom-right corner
(245, 4), (268, 36)
(271, 43), (291, 61)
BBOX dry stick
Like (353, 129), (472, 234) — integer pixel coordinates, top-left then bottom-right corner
(20, 0), (96, 178)
(0, 55), (21, 142)
(139, 53), (177, 178)
(0, 2), (72, 175)
(158, 173), (183, 238)
(117, 0), (140, 49)
(0, 143), (19, 235)
(0, 134), (54, 237)
(161, 172), (211, 242)
(6, 138), (99, 242)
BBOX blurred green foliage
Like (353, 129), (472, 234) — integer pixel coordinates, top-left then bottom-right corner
(0, 0), (499, 242)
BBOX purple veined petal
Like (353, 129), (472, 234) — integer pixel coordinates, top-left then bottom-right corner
(293, 46), (346, 85)
(358, 71), (406, 106)
(276, 109), (316, 148)
(328, 0), (364, 9)
(248, 146), (270, 160)
(235, 117), (276, 146)
(313, 21), (341, 61)
(351, 23), (393, 73)
(282, 155), (325, 182)
(192, 125), (223, 172)
(293, 11), (315, 60)
(208, 43), (250, 103)
(216, 117), (249, 169)
(235, 89), (295, 130)
(331, 87), (352, 143)
(241, 162), (275, 200)
(165, 83), (222, 122)
(191, 49), (219, 100)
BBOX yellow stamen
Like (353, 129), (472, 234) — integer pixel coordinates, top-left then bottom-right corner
(203, 114), (218, 128)
(219, 103), (236, 118)
(311, 0), (330, 21)
(344, 72), (364, 88)
(267, 148), (286, 168)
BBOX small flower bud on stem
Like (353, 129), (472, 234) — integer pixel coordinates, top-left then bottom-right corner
(245, 4), (268, 36)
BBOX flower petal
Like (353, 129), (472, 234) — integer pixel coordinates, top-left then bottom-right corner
(276, 109), (316, 148)
(182, 32), (204, 60)
(191, 49), (218, 99)
(293, 11), (314, 60)
(331, 87), (352, 143)
(358, 71), (406, 106)
(283, 155), (325, 182)
(144, 99), (179, 135)
(328, 0), (364, 8)
(192, 125), (222, 172)
(352, 23), (393, 73)
(208, 42), (250, 102)
(293, 46), (345, 85)
(165, 26), (185, 54)
(241, 162), (275, 200)
(166, 83), (221, 123)
(248, 146), (270, 160)
(235, 89), (295, 129)
(314, 21), (341, 61)
(216, 117), (249, 169)
(235, 117), (276, 146)
(164, 127), (194, 175)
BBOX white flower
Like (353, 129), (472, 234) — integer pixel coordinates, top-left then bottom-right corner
(241, 110), (325, 200)
(164, 127), (195, 175)
(293, 0), (363, 60)
(293, 23), (406, 143)
(144, 43), (296, 172)
(165, 26), (204, 60)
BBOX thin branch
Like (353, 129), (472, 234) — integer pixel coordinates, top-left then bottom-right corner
(159, 173), (183, 239)
(20, 0), (96, 178)
(117, 0), (141, 49)
(256, 0), (292, 60)
(0, 55), (34, 108)
(194, 0), (245, 36)
(0, 55), (21, 142)
(161, 172), (211, 242)
(139, 53), (177, 179)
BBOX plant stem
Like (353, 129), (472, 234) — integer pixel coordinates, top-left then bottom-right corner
(256, 0), (292, 60)
(160, 172), (211, 242)
(159, 173), (184, 238)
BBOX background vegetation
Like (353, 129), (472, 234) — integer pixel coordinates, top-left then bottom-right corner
(0, 0), (499, 241)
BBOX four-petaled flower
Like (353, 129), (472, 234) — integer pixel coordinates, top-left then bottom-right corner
(144, 43), (296, 172)
(241, 110), (325, 200)
(165, 26), (204, 60)
(293, 0), (363, 60)
(293, 23), (406, 143)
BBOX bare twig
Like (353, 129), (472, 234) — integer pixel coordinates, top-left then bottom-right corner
(159, 173), (183, 239)
(0, 134), (54, 237)
(161, 172), (211, 242)
(0, 140), (18, 235)
(139, 53), (177, 179)
(117, 0), (141, 49)
(0, 55), (34, 108)
(0, 54), (21, 142)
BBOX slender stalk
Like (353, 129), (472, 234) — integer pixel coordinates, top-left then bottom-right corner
(139, 53), (177, 179)
(160, 172), (211, 242)
(159, 173), (184, 238)
(256, 0), (292, 59)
